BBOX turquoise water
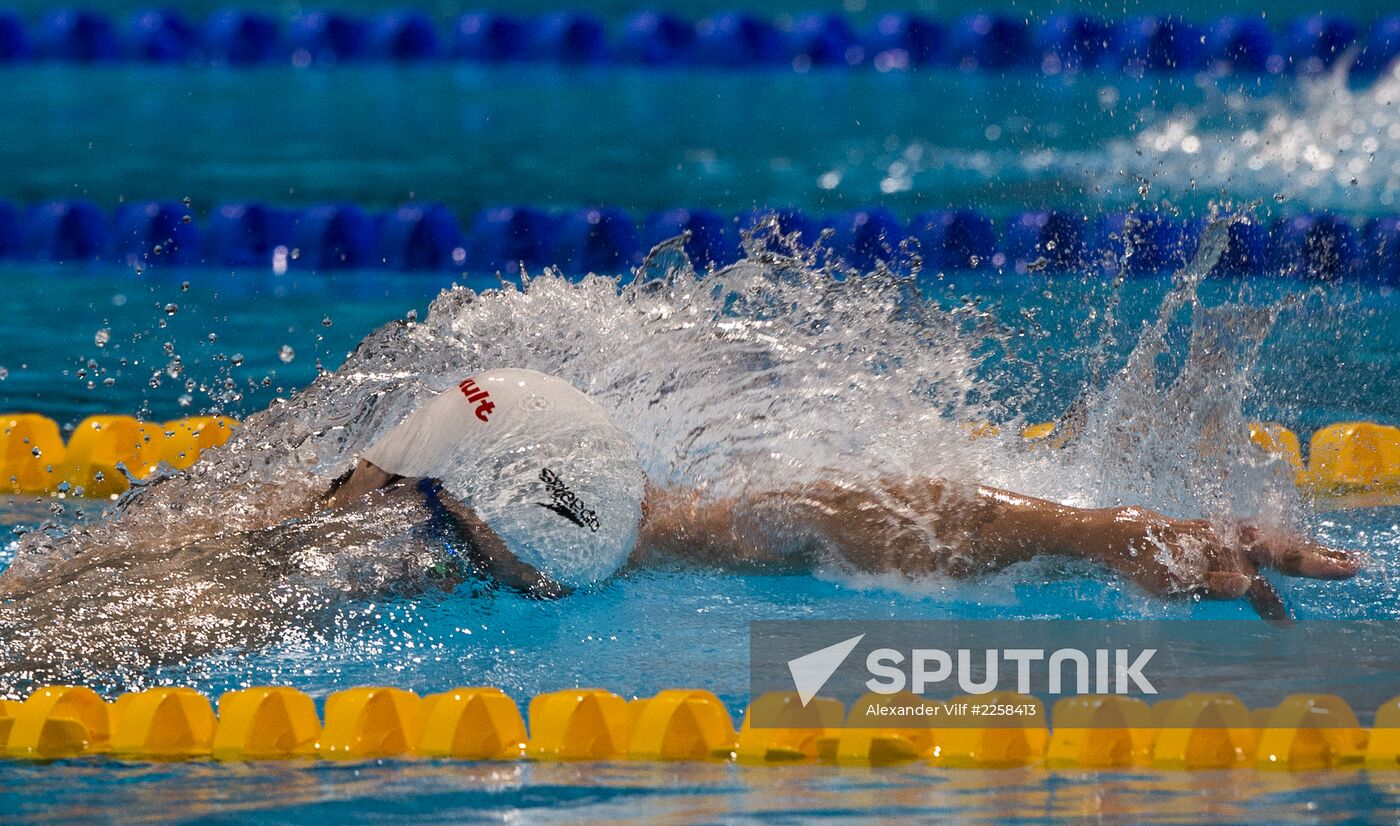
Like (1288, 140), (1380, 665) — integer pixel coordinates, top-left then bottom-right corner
(3, 21), (1400, 826)
(0, 66), (1209, 215)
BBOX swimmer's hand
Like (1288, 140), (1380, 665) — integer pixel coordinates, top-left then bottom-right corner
(1083, 507), (1363, 621)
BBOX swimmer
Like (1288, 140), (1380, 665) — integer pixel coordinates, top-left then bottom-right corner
(323, 368), (1362, 621)
(0, 365), (1367, 691)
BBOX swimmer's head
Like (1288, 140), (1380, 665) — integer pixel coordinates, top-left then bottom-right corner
(362, 368), (645, 590)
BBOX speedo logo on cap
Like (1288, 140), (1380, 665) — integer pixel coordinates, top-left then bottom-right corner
(538, 468), (601, 532)
(458, 377), (495, 422)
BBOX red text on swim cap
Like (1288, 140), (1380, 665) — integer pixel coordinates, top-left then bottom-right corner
(458, 377), (495, 422)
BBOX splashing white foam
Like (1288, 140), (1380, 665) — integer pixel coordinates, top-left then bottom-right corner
(1117, 62), (1400, 210)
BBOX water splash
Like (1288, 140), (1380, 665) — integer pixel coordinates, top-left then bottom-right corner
(1061, 216), (1303, 526)
(0, 218), (1308, 695)
(1116, 62), (1400, 210)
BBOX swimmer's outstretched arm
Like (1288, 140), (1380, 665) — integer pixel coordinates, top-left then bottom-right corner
(638, 479), (1362, 621)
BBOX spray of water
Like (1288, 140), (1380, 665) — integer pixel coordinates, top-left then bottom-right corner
(1063, 215), (1304, 524)
(0, 218), (1304, 695)
(1117, 61), (1400, 210)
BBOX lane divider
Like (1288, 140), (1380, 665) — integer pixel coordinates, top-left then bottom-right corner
(110, 687), (216, 760)
(2, 414), (1396, 502)
(4, 200), (1399, 281)
(0, 414), (237, 498)
(213, 687), (320, 760)
(0, 10), (1391, 75)
(1247, 421), (1400, 506)
(3, 684), (1400, 770)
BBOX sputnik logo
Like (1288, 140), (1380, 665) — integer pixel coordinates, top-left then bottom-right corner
(787, 634), (864, 707)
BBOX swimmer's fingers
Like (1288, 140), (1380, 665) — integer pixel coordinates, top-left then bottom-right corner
(1197, 568), (1290, 623)
(1242, 528), (1364, 580)
(1244, 575), (1291, 624)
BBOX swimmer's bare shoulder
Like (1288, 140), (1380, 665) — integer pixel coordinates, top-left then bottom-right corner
(323, 459), (397, 510)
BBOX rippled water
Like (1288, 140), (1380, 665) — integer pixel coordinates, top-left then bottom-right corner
(5, 760), (1400, 825)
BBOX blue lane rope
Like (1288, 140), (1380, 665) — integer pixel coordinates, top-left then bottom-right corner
(3, 199), (1397, 282)
(0, 10), (1396, 75)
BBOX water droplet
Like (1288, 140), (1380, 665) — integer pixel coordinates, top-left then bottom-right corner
(30, 447), (40, 457)
(279, 345), (295, 364)
(94, 328), (110, 347)
(164, 303), (178, 315)
(207, 332), (218, 343)
(230, 353), (245, 366)
(178, 393), (193, 407)
(321, 317), (333, 328)
(103, 377), (115, 387)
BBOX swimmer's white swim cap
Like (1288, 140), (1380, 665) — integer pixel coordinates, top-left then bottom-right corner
(362, 368), (645, 589)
